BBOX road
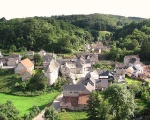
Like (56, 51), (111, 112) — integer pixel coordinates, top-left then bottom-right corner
(33, 94), (63, 120)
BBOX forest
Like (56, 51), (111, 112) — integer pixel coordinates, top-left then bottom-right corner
(0, 13), (150, 62)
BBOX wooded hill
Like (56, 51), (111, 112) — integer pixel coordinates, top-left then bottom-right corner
(0, 13), (146, 54)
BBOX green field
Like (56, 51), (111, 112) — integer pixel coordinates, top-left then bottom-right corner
(58, 112), (87, 120)
(0, 92), (59, 117)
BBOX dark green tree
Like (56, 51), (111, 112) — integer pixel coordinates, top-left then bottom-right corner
(44, 106), (59, 120)
(87, 91), (100, 120)
(34, 54), (43, 66)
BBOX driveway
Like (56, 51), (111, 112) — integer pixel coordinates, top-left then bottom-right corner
(33, 93), (63, 120)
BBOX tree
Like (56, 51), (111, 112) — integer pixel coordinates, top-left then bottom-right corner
(34, 54), (43, 66)
(21, 55), (30, 60)
(98, 100), (113, 120)
(44, 106), (59, 120)
(0, 101), (20, 120)
(87, 91), (100, 120)
(104, 84), (135, 120)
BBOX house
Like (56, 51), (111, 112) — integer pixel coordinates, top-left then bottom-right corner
(93, 48), (101, 54)
(126, 64), (144, 78)
(96, 70), (109, 90)
(38, 49), (46, 57)
(142, 65), (150, 79)
(15, 58), (34, 81)
(43, 53), (56, 68)
(0, 61), (3, 68)
(7, 58), (18, 66)
(44, 59), (59, 85)
(86, 53), (99, 64)
(124, 55), (140, 67)
(84, 44), (91, 52)
(60, 83), (94, 110)
(114, 64), (126, 83)
(26, 51), (34, 60)
(8, 54), (22, 62)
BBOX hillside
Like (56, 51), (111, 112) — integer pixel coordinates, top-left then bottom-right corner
(0, 17), (91, 53)
(52, 13), (144, 31)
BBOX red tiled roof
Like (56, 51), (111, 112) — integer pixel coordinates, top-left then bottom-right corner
(21, 58), (34, 69)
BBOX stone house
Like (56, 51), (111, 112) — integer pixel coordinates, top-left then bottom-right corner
(44, 59), (59, 85)
(126, 64), (144, 78)
(124, 55), (140, 67)
(114, 64), (126, 83)
(26, 51), (34, 60)
(96, 70), (109, 90)
(93, 48), (101, 54)
(15, 58), (34, 81)
(7, 58), (18, 66)
(38, 49), (46, 57)
(60, 82), (94, 110)
(8, 54), (22, 62)
(86, 53), (99, 64)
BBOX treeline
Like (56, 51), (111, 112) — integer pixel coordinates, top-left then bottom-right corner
(0, 17), (91, 53)
(107, 19), (150, 62)
(52, 13), (144, 31)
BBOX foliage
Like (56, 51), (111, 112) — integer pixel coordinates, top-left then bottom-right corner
(33, 54), (43, 66)
(52, 77), (68, 92)
(0, 17), (88, 53)
(44, 106), (59, 120)
(87, 91), (100, 120)
(93, 61), (114, 70)
(24, 105), (40, 120)
(21, 55), (30, 60)
(0, 101), (20, 120)
(104, 84), (136, 120)
(27, 69), (48, 91)
(0, 92), (59, 117)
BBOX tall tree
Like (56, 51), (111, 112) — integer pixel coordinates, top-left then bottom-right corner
(104, 84), (135, 120)
(87, 91), (100, 120)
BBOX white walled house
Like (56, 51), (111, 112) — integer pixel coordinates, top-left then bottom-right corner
(44, 59), (59, 85)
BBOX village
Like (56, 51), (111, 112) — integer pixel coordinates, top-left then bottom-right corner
(0, 41), (150, 115)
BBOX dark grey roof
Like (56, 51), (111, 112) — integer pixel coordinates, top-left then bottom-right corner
(98, 70), (109, 76)
(63, 84), (86, 91)
(129, 58), (136, 64)
(82, 77), (95, 86)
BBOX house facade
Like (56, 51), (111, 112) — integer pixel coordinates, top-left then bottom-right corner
(60, 84), (93, 110)
(44, 59), (59, 85)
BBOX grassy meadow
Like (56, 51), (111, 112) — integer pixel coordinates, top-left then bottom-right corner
(0, 92), (59, 117)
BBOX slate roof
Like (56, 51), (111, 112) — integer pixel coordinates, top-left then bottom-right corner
(45, 59), (59, 72)
(63, 84), (86, 91)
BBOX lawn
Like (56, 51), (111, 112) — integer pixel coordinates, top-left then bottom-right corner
(58, 111), (87, 120)
(126, 77), (142, 85)
(0, 92), (59, 117)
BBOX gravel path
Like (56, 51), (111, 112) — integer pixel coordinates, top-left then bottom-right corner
(33, 94), (63, 120)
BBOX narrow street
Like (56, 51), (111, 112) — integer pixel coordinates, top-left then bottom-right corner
(33, 94), (63, 120)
